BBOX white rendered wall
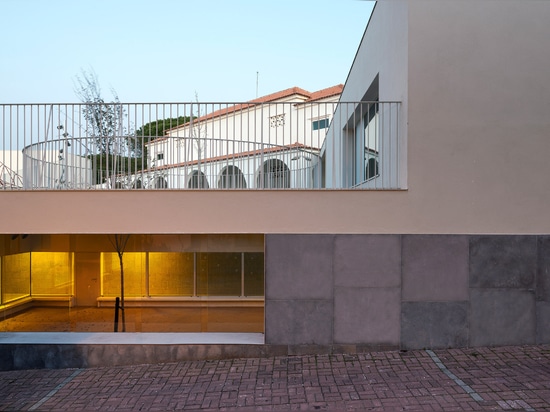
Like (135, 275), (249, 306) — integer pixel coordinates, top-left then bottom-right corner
(324, 1), (408, 189)
(154, 98), (339, 167)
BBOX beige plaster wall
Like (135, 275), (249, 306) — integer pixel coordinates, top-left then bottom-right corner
(0, 187), (548, 235)
(405, 0), (550, 234)
(1, 2), (549, 236)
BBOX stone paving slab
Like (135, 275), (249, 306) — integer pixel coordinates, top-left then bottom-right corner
(0, 345), (549, 411)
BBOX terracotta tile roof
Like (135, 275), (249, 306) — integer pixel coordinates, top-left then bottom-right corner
(248, 86), (311, 103)
(157, 84), (343, 140)
(248, 84), (343, 104)
(302, 84), (344, 103)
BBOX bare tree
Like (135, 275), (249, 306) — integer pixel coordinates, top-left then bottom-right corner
(192, 91), (207, 160)
(109, 234), (131, 332)
(74, 69), (130, 186)
(74, 69), (125, 154)
(180, 92), (209, 188)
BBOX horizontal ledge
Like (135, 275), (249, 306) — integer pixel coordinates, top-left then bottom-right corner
(97, 296), (265, 308)
(0, 332), (265, 345)
(0, 298), (33, 318)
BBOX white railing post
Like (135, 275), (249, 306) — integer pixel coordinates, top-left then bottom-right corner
(2, 101), (401, 191)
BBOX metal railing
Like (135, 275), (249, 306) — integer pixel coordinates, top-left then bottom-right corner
(0, 101), (401, 190)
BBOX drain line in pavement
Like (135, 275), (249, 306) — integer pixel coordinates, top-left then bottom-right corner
(425, 349), (484, 402)
(28, 369), (83, 411)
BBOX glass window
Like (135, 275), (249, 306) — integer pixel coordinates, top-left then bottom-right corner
(0, 234), (265, 334)
(257, 159), (290, 188)
(312, 118), (329, 131)
(31, 252), (72, 296)
(1, 253), (31, 304)
(218, 166), (247, 188)
(188, 170), (209, 189)
(353, 102), (380, 184)
(366, 157), (379, 180)
(363, 103), (380, 181)
(101, 252), (146, 297)
(197, 253), (241, 296)
(244, 253), (264, 296)
(155, 176), (168, 189)
(149, 253), (194, 296)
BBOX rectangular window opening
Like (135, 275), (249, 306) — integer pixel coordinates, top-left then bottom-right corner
(0, 234), (265, 334)
(312, 118), (330, 131)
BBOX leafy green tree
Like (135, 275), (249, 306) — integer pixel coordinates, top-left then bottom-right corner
(129, 117), (191, 166)
(136, 117), (191, 140)
(87, 153), (145, 185)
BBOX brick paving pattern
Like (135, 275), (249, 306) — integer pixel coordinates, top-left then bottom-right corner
(0, 345), (549, 411)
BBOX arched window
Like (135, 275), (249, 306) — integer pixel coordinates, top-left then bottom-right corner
(218, 166), (247, 189)
(155, 176), (168, 189)
(257, 159), (290, 189)
(365, 157), (379, 180)
(188, 170), (209, 189)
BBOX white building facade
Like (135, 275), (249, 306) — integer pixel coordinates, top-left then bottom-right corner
(143, 86), (342, 189)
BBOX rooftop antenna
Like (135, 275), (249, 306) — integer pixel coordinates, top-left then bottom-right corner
(256, 71), (259, 98)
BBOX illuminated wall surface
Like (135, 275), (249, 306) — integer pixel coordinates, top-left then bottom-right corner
(101, 252), (264, 297)
(0, 252), (73, 304)
(31, 252), (73, 296)
(101, 252), (147, 297)
(149, 252), (194, 296)
(0, 235), (264, 333)
(1, 253), (31, 303)
(0, 249), (264, 305)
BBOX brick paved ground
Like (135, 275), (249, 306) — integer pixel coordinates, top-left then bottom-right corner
(0, 345), (549, 411)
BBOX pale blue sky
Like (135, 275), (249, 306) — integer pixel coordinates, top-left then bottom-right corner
(1, 0), (374, 103)
(0, 0), (374, 103)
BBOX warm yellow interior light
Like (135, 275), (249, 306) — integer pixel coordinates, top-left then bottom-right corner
(101, 252), (146, 297)
(149, 252), (194, 296)
(2, 253), (31, 303)
(31, 252), (73, 296)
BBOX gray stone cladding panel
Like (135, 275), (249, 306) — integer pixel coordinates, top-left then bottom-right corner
(265, 300), (333, 345)
(470, 289), (536, 347)
(7, 345), (87, 370)
(470, 235), (536, 289)
(334, 235), (401, 288)
(401, 302), (469, 350)
(265, 235), (334, 300)
(334, 287), (400, 345)
(537, 236), (550, 301)
(536, 302), (550, 344)
(402, 235), (469, 301)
